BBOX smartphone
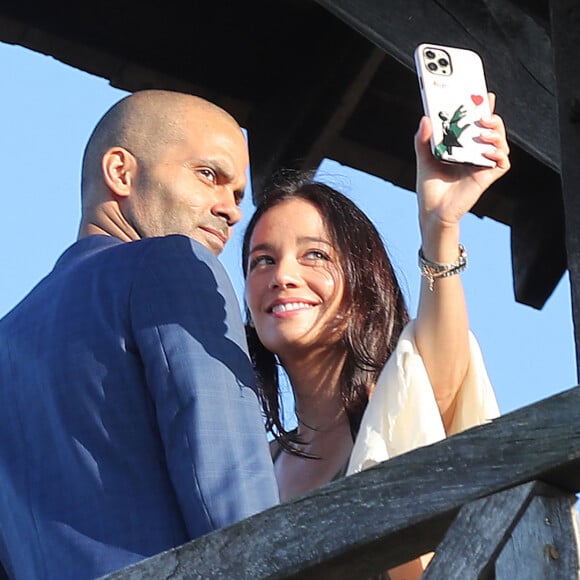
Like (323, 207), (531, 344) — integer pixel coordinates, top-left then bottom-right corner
(414, 43), (495, 167)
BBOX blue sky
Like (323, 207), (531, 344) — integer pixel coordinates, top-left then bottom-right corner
(0, 41), (576, 415)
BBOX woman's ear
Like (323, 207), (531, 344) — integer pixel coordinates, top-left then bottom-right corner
(102, 147), (137, 199)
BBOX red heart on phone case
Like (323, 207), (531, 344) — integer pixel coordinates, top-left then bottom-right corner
(471, 94), (484, 106)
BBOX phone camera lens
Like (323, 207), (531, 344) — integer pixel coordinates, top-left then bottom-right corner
(425, 50), (436, 59)
(438, 58), (449, 67)
(427, 62), (438, 71)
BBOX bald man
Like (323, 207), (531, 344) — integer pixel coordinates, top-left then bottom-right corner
(0, 90), (279, 580)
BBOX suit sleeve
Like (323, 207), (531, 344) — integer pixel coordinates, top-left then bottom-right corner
(130, 236), (279, 538)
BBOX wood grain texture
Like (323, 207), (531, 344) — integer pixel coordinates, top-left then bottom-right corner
(496, 488), (579, 578)
(423, 481), (538, 579)
(424, 481), (579, 578)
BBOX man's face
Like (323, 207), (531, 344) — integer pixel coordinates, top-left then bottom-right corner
(127, 110), (249, 255)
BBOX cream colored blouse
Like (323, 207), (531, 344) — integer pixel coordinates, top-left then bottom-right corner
(347, 320), (500, 475)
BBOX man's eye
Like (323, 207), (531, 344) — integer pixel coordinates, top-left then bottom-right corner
(199, 169), (216, 183)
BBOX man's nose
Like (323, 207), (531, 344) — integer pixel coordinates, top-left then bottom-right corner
(212, 188), (242, 226)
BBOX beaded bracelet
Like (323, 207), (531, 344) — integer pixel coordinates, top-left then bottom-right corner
(418, 244), (468, 291)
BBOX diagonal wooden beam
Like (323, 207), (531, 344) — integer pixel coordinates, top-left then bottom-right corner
(246, 16), (380, 201)
(495, 486), (580, 578)
(426, 481), (579, 578)
(423, 481), (539, 578)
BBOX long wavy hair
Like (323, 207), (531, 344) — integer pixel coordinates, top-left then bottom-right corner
(242, 171), (410, 455)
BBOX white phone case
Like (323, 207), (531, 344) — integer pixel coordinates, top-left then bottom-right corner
(414, 43), (495, 167)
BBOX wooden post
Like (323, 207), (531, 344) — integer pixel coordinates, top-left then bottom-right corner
(423, 481), (538, 578)
(495, 485), (579, 578)
(550, 0), (580, 376)
(423, 481), (579, 579)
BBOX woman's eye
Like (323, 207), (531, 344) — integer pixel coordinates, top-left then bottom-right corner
(249, 255), (274, 270)
(305, 250), (329, 261)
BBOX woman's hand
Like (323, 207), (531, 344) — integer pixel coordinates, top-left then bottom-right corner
(414, 92), (511, 252)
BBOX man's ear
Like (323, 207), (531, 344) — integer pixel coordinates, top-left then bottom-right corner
(102, 147), (137, 198)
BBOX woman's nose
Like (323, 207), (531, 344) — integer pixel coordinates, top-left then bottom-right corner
(268, 261), (300, 289)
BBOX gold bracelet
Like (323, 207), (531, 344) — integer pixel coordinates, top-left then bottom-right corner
(418, 244), (467, 291)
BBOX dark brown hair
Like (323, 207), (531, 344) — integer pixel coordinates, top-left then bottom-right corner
(242, 171), (410, 454)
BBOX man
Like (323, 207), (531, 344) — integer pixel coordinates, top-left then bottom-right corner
(0, 90), (279, 579)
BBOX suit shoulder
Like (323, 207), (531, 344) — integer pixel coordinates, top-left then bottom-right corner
(136, 235), (223, 273)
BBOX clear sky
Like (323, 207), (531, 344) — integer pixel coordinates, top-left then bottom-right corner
(0, 41), (577, 415)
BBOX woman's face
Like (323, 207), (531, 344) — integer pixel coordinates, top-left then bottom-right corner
(245, 198), (345, 359)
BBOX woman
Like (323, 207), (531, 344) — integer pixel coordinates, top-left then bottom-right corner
(242, 96), (510, 577)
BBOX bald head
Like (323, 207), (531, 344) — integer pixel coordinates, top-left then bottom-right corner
(78, 89), (249, 247)
(81, 90), (240, 200)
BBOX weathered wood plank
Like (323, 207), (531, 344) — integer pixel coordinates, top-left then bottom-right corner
(423, 481), (538, 579)
(550, 0), (580, 375)
(101, 386), (580, 580)
(314, 0), (559, 173)
(495, 486), (580, 578)
(509, 176), (567, 309)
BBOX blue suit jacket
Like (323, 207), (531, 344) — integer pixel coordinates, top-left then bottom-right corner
(0, 235), (279, 579)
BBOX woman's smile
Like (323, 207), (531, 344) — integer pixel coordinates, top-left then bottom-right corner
(268, 300), (317, 315)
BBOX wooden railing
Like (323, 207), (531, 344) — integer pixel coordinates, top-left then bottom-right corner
(102, 386), (580, 579)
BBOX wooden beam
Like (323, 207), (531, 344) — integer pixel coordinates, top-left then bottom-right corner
(246, 16), (379, 201)
(495, 486), (580, 578)
(509, 168), (567, 309)
(423, 481), (538, 578)
(424, 481), (579, 578)
(550, 0), (580, 376)
(102, 386), (580, 579)
(314, 0), (559, 172)
(299, 46), (386, 171)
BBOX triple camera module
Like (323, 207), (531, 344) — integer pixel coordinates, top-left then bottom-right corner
(423, 47), (453, 76)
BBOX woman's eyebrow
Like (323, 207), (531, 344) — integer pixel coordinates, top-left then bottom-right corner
(248, 242), (274, 254)
(248, 237), (332, 254)
(297, 236), (332, 246)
